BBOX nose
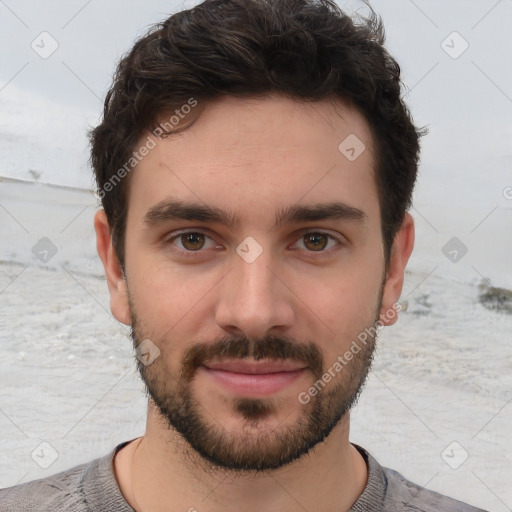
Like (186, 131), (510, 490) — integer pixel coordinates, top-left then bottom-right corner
(214, 245), (295, 341)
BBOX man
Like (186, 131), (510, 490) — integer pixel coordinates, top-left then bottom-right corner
(0, 0), (487, 510)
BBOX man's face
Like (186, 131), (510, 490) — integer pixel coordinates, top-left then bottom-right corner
(109, 95), (401, 471)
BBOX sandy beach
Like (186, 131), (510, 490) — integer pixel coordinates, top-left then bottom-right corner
(1, 179), (511, 511)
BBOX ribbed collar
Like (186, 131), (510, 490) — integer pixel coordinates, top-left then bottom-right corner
(350, 444), (387, 511)
(79, 440), (386, 511)
(80, 438), (136, 512)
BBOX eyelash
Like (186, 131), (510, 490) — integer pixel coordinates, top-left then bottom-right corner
(164, 230), (344, 259)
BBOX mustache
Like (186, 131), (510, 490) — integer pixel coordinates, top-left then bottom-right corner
(180, 334), (324, 381)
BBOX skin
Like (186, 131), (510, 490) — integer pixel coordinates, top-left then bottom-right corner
(94, 94), (414, 512)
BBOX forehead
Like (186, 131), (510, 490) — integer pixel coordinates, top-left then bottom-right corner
(126, 94), (379, 231)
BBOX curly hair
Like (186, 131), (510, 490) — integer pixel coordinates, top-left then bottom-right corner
(89, 0), (424, 270)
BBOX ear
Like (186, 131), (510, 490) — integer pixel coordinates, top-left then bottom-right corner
(379, 212), (415, 326)
(94, 210), (131, 326)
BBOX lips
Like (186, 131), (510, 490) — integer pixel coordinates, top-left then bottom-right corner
(199, 359), (308, 396)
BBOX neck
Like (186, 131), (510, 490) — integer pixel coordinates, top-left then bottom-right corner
(118, 404), (368, 512)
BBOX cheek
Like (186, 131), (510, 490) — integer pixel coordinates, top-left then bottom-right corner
(129, 254), (203, 304)
(303, 272), (381, 359)
(127, 261), (222, 342)
(305, 261), (381, 317)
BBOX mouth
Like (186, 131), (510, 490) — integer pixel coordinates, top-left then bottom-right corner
(199, 359), (308, 397)
(203, 359), (307, 374)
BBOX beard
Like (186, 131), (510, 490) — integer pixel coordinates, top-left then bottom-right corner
(129, 287), (383, 474)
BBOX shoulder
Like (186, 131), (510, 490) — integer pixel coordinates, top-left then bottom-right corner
(0, 440), (135, 512)
(382, 465), (488, 512)
(351, 444), (488, 512)
(0, 462), (90, 512)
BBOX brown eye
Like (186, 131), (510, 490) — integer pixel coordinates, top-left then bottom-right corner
(163, 231), (222, 259)
(180, 232), (205, 251)
(166, 230), (221, 258)
(303, 233), (329, 251)
(291, 231), (342, 257)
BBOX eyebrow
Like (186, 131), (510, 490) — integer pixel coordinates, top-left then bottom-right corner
(143, 198), (367, 229)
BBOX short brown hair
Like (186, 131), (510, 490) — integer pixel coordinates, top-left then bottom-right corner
(90, 0), (424, 270)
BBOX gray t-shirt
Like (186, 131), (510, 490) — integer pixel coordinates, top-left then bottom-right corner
(0, 440), (487, 511)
